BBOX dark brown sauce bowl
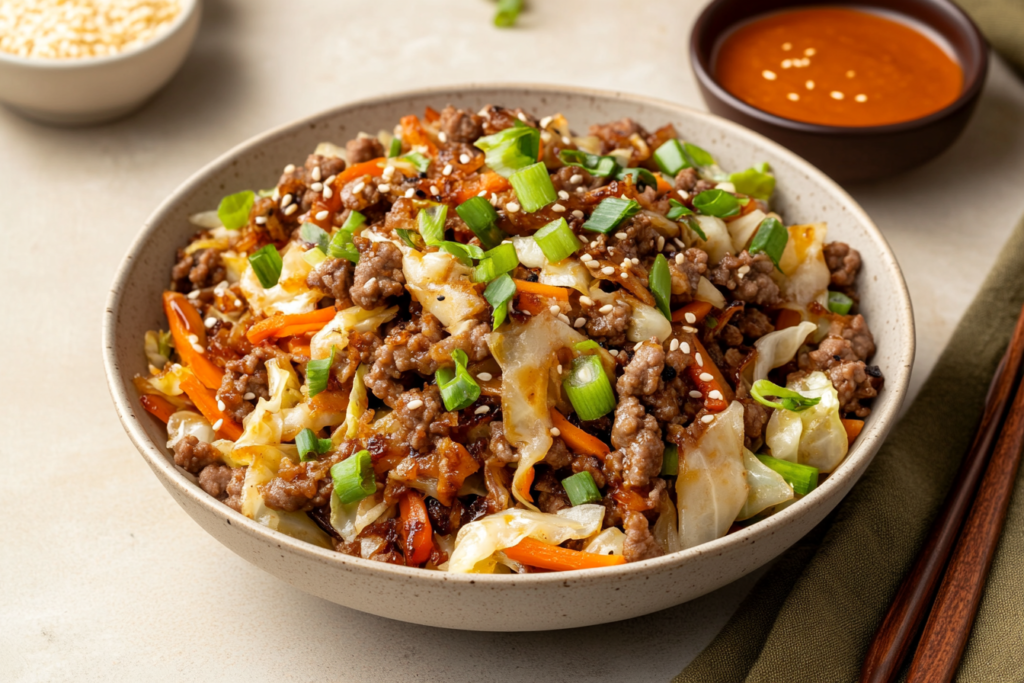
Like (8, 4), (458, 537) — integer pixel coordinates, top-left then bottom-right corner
(690, 0), (989, 183)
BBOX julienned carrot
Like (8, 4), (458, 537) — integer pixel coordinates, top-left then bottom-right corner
(400, 115), (438, 156)
(179, 371), (243, 440)
(519, 466), (535, 503)
(163, 291), (225, 390)
(332, 158), (386, 190)
(688, 336), (734, 411)
(423, 106), (441, 123)
(454, 171), (511, 204)
(282, 336), (312, 358)
(841, 418), (865, 445)
(503, 537), (627, 571)
(672, 300), (713, 323)
(399, 490), (434, 566)
(246, 306), (337, 344)
(550, 408), (610, 460)
(655, 172), (673, 195)
(140, 394), (177, 423)
(514, 279), (571, 316)
(776, 308), (803, 330)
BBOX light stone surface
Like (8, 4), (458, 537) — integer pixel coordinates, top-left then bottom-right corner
(2, 1), (1023, 681)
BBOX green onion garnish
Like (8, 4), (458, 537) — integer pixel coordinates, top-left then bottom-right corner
(582, 197), (641, 234)
(561, 471), (602, 506)
(388, 137), (402, 158)
(331, 450), (376, 504)
(652, 139), (691, 177)
(533, 218), (581, 263)
(748, 216), (788, 271)
(661, 444), (679, 476)
(666, 198), (693, 221)
(436, 349), (481, 411)
(494, 0), (523, 27)
(750, 379), (821, 412)
(474, 123), (540, 177)
(327, 210), (366, 263)
(574, 340), (601, 352)
(257, 188), (275, 198)
(649, 254), (671, 320)
(472, 242), (519, 283)
(398, 151), (430, 174)
(302, 246), (328, 268)
(296, 427), (333, 462)
(510, 162), (556, 212)
(729, 162), (775, 201)
(484, 273), (516, 329)
(558, 149), (619, 177)
(248, 244), (283, 289)
(417, 203), (448, 245)
(217, 190), (255, 230)
(616, 167), (658, 190)
(563, 354), (616, 421)
(299, 222), (330, 253)
(693, 189), (741, 218)
(456, 196), (507, 249)
(396, 228), (424, 250)
(437, 241), (485, 265)
(828, 291), (854, 315)
(683, 142), (715, 168)
(756, 454), (819, 495)
(306, 345), (336, 398)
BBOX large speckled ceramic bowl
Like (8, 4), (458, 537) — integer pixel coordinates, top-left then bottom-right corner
(103, 85), (914, 631)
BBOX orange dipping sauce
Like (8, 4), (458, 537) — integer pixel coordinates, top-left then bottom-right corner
(713, 7), (964, 127)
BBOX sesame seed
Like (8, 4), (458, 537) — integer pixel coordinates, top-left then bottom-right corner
(477, 372), (493, 381)
(614, 232), (628, 240)
(589, 241), (599, 248)
(609, 349), (619, 357)
(574, 317), (586, 328)
(689, 390), (702, 399)
(631, 257), (640, 265)
(782, 59), (793, 69)
(831, 91), (845, 100)
(459, 153), (471, 164)
(284, 164), (296, 174)
(708, 390), (723, 400)
(311, 182), (324, 192)
(382, 166), (395, 180)
(474, 405), (491, 415)
(620, 272), (630, 280)
(681, 342), (691, 354)
(738, 265), (751, 275)
(855, 94), (868, 103)
(675, 253), (686, 265)
(204, 317), (216, 328)
(559, 313), (572, 325)
(212, 419), (224, 431)
(405, 188), (416, 198)
(243, 392), (256, 401)
(684, 312), (697, 324)
(323, 186), (333, 199)
(621, 260), (632, 270)
(762, 70), (777, 81)
(599, 304), (613, 314)
(701, 415), (715, 424)
(585, 260), (600, 269)
(634, 342), (643, 351)
(601, 266), (616, 275)
(683, 325), (697, 333)
(284, 204), (298, 216)
(192, 344), (205, 354)
(847, 70), (856, 78)
(552, 204), (566, 213)
(562, 136), (572, 146)
(657, 236), (665, 251)
(217, 399), (226, 411)
(787, 93), (800, 102)
(281, 194), (294, 208)
(570, 174), (583, 184)
(378, 183), (391, 193)
(806, 80), (815, 90)
(699, 372), (714, 382)
(572, 210), (584, 219)
(674, 237), (686, 248)
(311, 166), (322, 181)
(518, 112), (528, 122)
(669, 339), (680, 352)
(579, 296), (594, 307)
(540, 116), (553, 128)
(580, 253), (593, 262)
(782, 42), (792, 51)
(558, 190), (570, 201)
(255, 216), (267, 225)
(804, 47), (816, 56)
(478, 190), (487, 197)
(506, 202), (520, 213)
(438, 131), (448, 143)
(522, 310), (532, 315)
(549, 427), (561, 437)
(352, 182), (366, 194)
(576, 186), (586, 194)
(325, 175), (337, 185)
(364, 277), (377, 289)
(442, 164), (453, 176)
(187, 334), (199, 344)
(677, 190), (690, 201)
(407, 399), (424, 410)
(315, 210), (329, 221)
(557, 364), (564, 374)
(187, 290), (201, 300)
(696, 352), (704, 367)
(549, 305), (561, 315)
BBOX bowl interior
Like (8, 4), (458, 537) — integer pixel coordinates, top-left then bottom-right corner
(104, 85), (914, 593)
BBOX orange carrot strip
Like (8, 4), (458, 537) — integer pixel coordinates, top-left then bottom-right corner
(503, 537), (627, 571)
(655, 172), (673, 195)
(423, 106), (441, 123)
(282, 336), (312, 358)
(140, 394), (177, 423)
(399, 491), (434, 566)
(672, 300), (714, 323)
(514, 279), (570, 300)
(775, 308), (803, 331)
(613, 488), (656, 512)
(688, 337), (735, 411)
(400, 115), (438, 156)
(246, 306), (336, 345)
(163, 291), (224, 390)
(518, 466), (535, 503)
(332, 158), (386, 190)
(841, 418), (865, 445)
(550, 408), (610, 460)
(454, 171), (511, 204)
(179, 372), (243, 440)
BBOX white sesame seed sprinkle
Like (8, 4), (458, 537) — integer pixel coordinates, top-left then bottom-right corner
(601, 266), (616, 275)
(806, 80), (815, 90)
(315, 210), (329, 221)
(562, 136), (571, 146)
(708, 390), (724, 400)
(187, 334), (199, 344)
(762, 70), (777, 81)
(683, 325), (698, 333)
(847, 70), (856, 78)
(580, 253), (593, 262)
(407, 399), (424, 410)
(614, 232), (628, 240)
(540, 116), (553, 128)
(474, 405), (491, 415)
(204, 317), (216, 328)
(738, 265), (751, 276)
(187, 290), (201, 300)
(579, 296), (594, 306)
(669, 339), (680, 352)
(657, 236), (665, 251)
(549, 305), (561, 315)
(609, 349), (619, 357)
(831, 91), (845, 100)
(405, 188), (416, 198)
(506, 202), (520, 213)
(281, 194), (294, 208)
(518, 112), (528, 122)
(855, 94), (868, 103)
(696, 352), (704, 367)
(378, 183), (391, 193)
(576, 186), (586, 194)
(310, 182), (324, 192)
(549, 427), (561, 437)
(585, 260), (600, 269)
(255, 216), (267, 225)
(556, 364), (563, 374)
(701, 415), (715, 424)
(787, 93), (800, 102)
(574, 317), (586, 328)
(599, 304), (613, 314)
(589, 241), (599, 248)
(634, 342), (643, 351)
(213, 419), (224, 431)
(552, 204), (566, 213)
(325, 175), (337, 185)
(558, 190), (570, 201)
(442, 164), (453, 176)
(192, 344), (205, 354)
(675, 253), (686, 265)
(284, 204), (298, 216)
(620, 272), (629, 280)
(243, 392), (256, 401)
(382, 166), (395, 180)
(684, 312), (697, 324)
(477, 372), (493, 382)
(558, 313), (572, 325)
(572, 210), (585, 219)
(690, 390), (703, 398)
(681, 342), (691, 354)
(323, 186), (333, 199)
(364, 277), (377, 289)
(631, 257), (640, 265)
(284, 164), (296, 174)
(217, 399), (226, 411)
(782, 42), (792, 51)
(699, 372), (714, 382)
(621, 260), (632, 271)
(352, 181), (366, 194)
(570, 174), (583, 184)
(311, 166), (321, 181)
(677, 191), (690, 201)
(437, 131), (448, 143)
(782, 59), (793, 69)
(674, 237), (686, 249)
(804, 47), (816, 56)
(478, 190), (487, 197)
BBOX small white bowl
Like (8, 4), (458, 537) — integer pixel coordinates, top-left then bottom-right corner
(0, 0), (201, 125)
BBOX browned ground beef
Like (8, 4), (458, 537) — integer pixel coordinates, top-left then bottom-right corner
(393, 385), (450, 451)
(439, 105), (484, 143)
(341, 175), (382, 212)
(617, 342), (665, 398)
(365, 313), (446, 406)
(823, 241), (862, 288)
(173, 435), (221, 474)
(795, 313), (881, 416)
(346, 137), (384, 164)
(350, 237), (405, 309)
(669, 248), (709, 304)
(623, 511), (664, 562)
(216, 345), (285, 422)
(307, 257), (354, 308)
(171, 248), (225, 292)
(261, 460), (334, 512)
(709, 251), (782, 306)
(583, 299), (631, 346)
(488, 421), (518, 463)
(608, 396), (664, 488)
(479, 105), (538, 134)
(543, 437), (574, 469)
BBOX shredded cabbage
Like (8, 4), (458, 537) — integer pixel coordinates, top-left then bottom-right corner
(751, 321), (818, 382)
(166, 410), (215, 450)
(539, 258), (593, 294)
(695, 276), (727, 309)
(310, 305), (398, 361)
(726, 209), (766, 253)
(626, 298), (672, 344)
(583, 527), (627, 556)
(694, 215), (733, 265)
(776, 223), (831, 307)
(233, 358), (302, 448)
(512, 235), (547, 268)
(676, 401), (749, 549)
(448, 504), (605, 573)
(240, 244), (322, 316)
(651, 494), (682, 554)
(736, 448), (794, 520)
(330, 488), (391, 544)
(766, 371), (849, 473)
(402, 248), (487, 328)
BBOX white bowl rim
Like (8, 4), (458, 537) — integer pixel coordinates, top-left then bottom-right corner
(0, 0), (198, 69)
(102, 82), (915, 586)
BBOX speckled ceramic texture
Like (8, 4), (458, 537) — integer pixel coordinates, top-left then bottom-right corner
(102, 85), (915, 632)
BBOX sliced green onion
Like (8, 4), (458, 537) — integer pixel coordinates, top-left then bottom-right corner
(396, 228), (425, 250)
(248, 244), (283, 289)
(303, 246), (328, 268)
(297, 428), (332, 462)
(156, 329), (174, 359)
(437, 240), (485, 265)
(561, 471), (602, 506)
(327, 211), (365, 263)
(484, 273), (516, 330)
(494, 0), (523, 27)
(693, 189), (741, 218)
(510, 162), (556, 212)
(683, 142), (715, 168)
(257, 188), (275, 198)
(729, 162), (775, 201)
(748, 217), (788, 271)
(616, 167), (658, 190)
(750, 379), (821, 412)
(574, 340), (601, 352)
(456, 196), (507, 249)
(666, 198), (693, 221)
(563, 354), (616, 421)
(649, 254), (671, 320)
(558, 149), (619, 177)
(756, 454), (819, 495)
(217, 190), (255, 230)
(660, 444), (679, 476)
(533, 218), (581, 263)
(474, 123), (540, 177)
(828, 291), (854, 315)
(582, 197), (641, 234)
(417, 203), (448, 244)
(299, 222), (330, 253)
(652, 139), (691, 177)
(398, 151), (430, 174)
(436, 349), (481, 411)
(388, 137), (402, 158)
(331, 450), (376, 504)
(472, 243), (519, 283)
(306, 345), (336, 398)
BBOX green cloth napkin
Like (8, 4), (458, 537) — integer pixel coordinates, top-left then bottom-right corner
(957, 0), (1024, 75)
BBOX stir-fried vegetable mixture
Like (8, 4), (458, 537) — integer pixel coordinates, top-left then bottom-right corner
(137, 104), (884, 572)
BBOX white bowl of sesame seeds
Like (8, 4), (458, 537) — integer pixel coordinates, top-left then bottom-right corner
(0, 0), (200, 125)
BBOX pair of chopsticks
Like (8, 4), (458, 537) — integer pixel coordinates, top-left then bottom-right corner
(861, 303), (1024, 683)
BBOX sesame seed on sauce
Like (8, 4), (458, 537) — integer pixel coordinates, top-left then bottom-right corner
(506, 202), (520, 213)
(855, 94), (868, 103)
(213, 419), (224, 431)
(477, 372), (493, 381)
(310, 182), (324, 192)
(311, 166), (321, 181)
(474, 405), (490, 415)
(699, 372), (714, 382)
(580, 253), (593, 262)
(806, 80), (815, 90)
(429, 185), (439, 195)
(548, 305), (560, 315)
(549, 427), (561, 437)
(684, 312), (697, 324)
(284, 204), (298, 216)
(284, 164), (296, 174)
(669, 339), (680, 352)
(681, 342), (691, 354)
(558, 313), (571, 325)
(558, 190), (570, 201)
(315, 210), (329, 220)
(782, 42), (792, 51)
(405, 188), (416, 198)
(378, 183), (391, 193)
(598, 304), (613, 314)
(579, 296), (594, 306)
(574, 317), (586, 328)
(689, 390), (703, 398)
(569, 174), (583, 184)
(364, 277), (377, 289)
(406, 399), (424, 410)
(701, 415), (715, 424)
(787, 93), (800, 101)
(437, 131), (448, 143)
(600, 266), (615, 275)
(552, 204), (566, 213)
(243, 392), (256, 401)
(831, 91), (845, 100)
(255, 216), (267, 225)
(762, 70), (777, 81)
(782, 59), (793, 69)
(459, 154), (471, 164)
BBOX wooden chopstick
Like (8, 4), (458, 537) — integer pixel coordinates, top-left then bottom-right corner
(861, 304), (1024, 683)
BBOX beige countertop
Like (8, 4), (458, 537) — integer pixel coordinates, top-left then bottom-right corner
(3, 1), (1024, 681)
